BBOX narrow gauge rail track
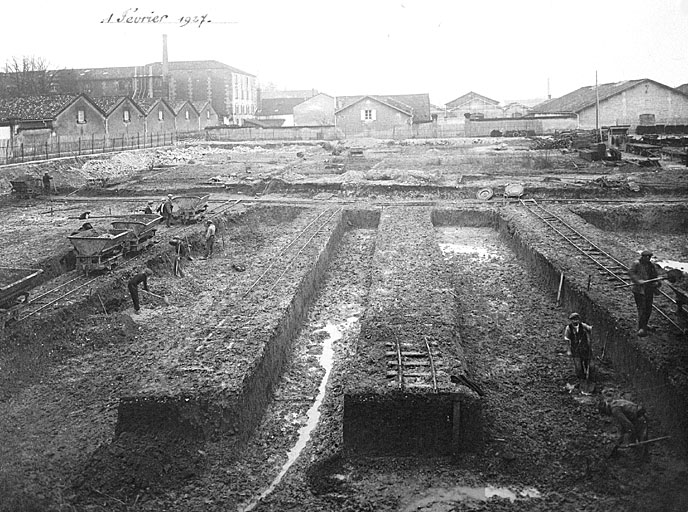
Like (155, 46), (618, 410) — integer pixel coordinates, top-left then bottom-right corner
(520, 198), (685, 333)
(197, 206), (343, 344)
(166, 198), (243, 239)
(385, 329), (441, 392)
(16, 202), (246, 323)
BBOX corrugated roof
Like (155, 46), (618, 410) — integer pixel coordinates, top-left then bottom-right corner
(50, 67), (148, 80)
(145, 60), (255, 76)
(387, 94), (431, 122)
(171, 100), (198, 115)
(136, 97), (173, 114)
(256, 97), (305, 116)
(532, 79), (651, 113)
(91, 96), (126, 114)
(0, 94), (80, 121)
(191, 100), (211, 112)
(260, 89), (319, 100)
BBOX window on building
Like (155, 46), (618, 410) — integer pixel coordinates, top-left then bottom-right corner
(77, 109), (86, 124)
(206, 110), (210, 119)
(158, 110), (164, 121)
(185, 110), (190, 120)
(123, 109), (131, 123)
(362, 109), (376, 121)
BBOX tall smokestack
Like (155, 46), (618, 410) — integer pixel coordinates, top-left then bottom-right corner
(162, 34), (169, 76)
(162, 34), (169, 99)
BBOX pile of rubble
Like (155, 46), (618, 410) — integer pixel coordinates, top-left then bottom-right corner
(529, 130), (599, 150)
(79, 152), (154, 182)
(152, 145), (224, 166)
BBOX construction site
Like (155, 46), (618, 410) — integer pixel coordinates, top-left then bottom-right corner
(1, 135), (687, 512)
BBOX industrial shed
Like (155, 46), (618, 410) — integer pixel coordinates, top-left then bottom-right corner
(532, 78), (688, 131)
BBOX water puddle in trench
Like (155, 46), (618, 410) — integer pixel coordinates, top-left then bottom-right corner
(438, 242), (500, 260)
(241, 316), (358, 511)
(403, 485), (541, 510)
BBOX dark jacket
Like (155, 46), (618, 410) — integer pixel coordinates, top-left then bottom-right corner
(629, 260), (660, 295)
(565, 322), (591, 358)
(609, 399), (645, 434)
(128, 272), (149, 290)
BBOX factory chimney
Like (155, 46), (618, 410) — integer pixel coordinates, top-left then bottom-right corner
(162, 34), (170, 99)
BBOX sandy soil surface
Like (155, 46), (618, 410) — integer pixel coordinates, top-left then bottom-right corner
(0, 138), (687, 512)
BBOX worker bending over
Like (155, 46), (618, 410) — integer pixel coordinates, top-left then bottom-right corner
(128, 268), (153, 313)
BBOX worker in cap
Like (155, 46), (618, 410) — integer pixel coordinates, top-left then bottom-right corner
(143, 201), (154, 215)
(162, 194), (174, 227)
(628, 250), (663, 337)
(169, 236), (193, 276)
(564, 312), (593, 380)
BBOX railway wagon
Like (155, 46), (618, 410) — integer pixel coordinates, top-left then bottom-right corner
(0, 267), (43, 328)
(171, 195), (209, 224)
(68, 229), (132, 274)
(10, 176), (43, 199)
(111, 214), (162, 253)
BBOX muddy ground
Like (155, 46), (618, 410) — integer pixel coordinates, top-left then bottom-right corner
(0, 138), (687, 512)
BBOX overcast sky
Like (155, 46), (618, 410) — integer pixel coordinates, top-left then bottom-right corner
(2, 0), (687, 105)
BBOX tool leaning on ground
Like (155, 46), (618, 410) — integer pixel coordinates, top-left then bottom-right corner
(139, 288), (170, 305)
(450, 374), (485, 396)
(580, 326), (596, 394)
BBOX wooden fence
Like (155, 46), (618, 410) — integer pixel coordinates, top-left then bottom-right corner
(341, 124), (467, 139)
(0, 130), (206, 165)
(206, 126), (344, 142)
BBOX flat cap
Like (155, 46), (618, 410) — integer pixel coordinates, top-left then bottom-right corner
(641, 250), (653, 256)
(568, 312), (581, 320)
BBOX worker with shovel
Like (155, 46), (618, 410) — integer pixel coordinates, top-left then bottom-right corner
(629, 250), (663, 337)
(127, 268), (153, 313)
(564, 312), (593, 385)
(598, 397), (649, 460)
(170, 236), (193, 277)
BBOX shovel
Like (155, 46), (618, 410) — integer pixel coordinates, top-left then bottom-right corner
(616, 436), (671, 449)
(580, 360), (595, 394)
(140, 289), (170, 305)
(615, 276), (667, 289)
(580, 325), (596, 394)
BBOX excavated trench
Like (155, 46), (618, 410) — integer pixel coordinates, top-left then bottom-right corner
(114, 208), (380, 443)
(433, 205), (688, 455)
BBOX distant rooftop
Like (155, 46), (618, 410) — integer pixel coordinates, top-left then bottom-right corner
(0, 94), (81, 121)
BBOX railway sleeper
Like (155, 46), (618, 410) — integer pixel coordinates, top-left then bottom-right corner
(386, 371), (434, 378)
(385, 350), (440, 357)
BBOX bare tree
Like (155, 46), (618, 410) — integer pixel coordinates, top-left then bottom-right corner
(3, 56), (51, 96)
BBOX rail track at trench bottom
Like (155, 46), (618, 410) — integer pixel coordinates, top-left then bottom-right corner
(520, 198), (686, 334)
(384, 326), (441, 392)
